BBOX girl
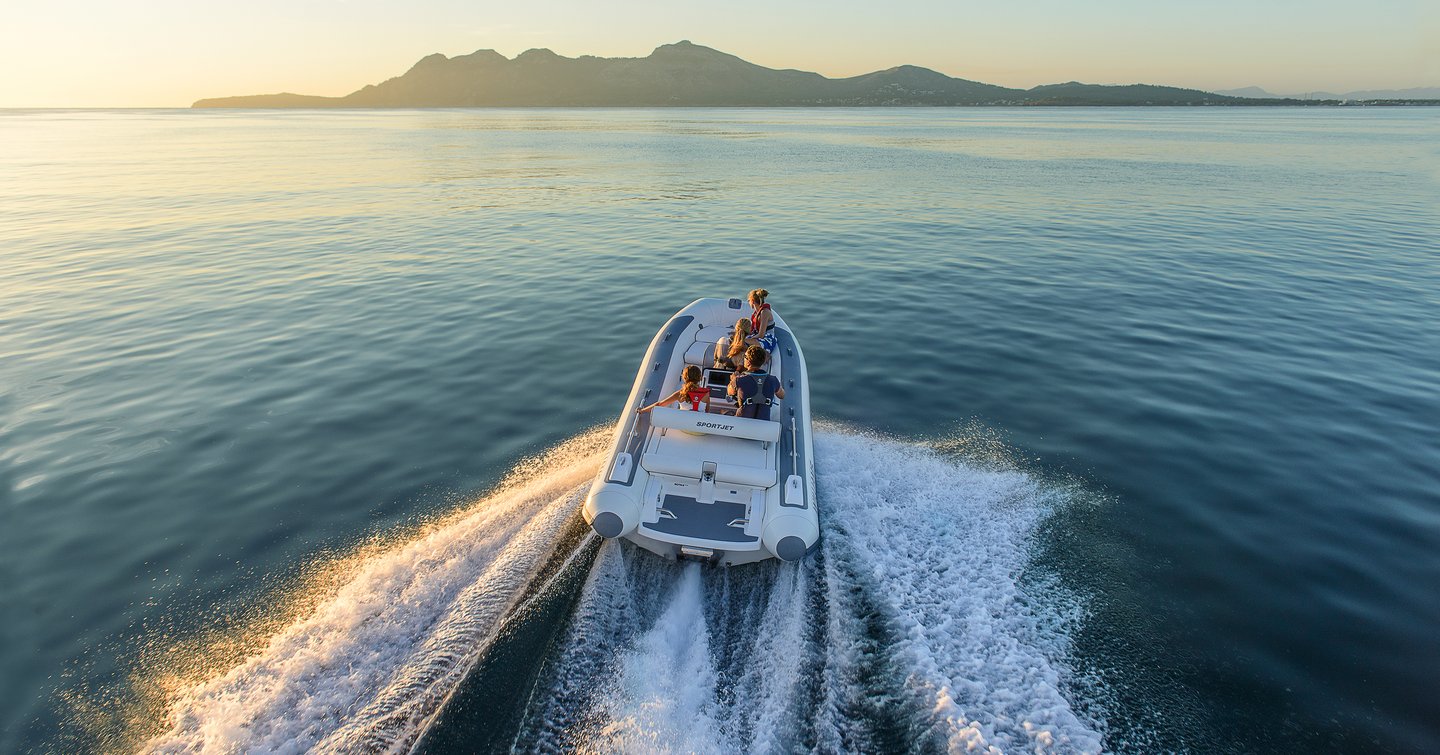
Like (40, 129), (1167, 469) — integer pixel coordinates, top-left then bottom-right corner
(713, 318), (753, 371)
(638, 364), (711, 413)
(747, 288), (778, 353)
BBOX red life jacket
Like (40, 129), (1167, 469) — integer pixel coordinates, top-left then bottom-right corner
(685, 388), (709, 411)
(750, 302), (772, 334)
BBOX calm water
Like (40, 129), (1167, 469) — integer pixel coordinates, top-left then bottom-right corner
(2, 108), (1437, 753)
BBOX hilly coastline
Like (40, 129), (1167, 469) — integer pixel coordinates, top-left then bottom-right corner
(195, 40), (1312, 108)
(1218, 85), (1440, 101)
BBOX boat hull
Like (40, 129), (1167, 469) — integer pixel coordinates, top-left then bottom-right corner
(583, 298), (818, 566)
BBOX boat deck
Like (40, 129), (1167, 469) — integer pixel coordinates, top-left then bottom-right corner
(644, 494), (758, 543)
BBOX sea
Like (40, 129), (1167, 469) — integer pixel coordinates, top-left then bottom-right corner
(1, 107), (1437, 754)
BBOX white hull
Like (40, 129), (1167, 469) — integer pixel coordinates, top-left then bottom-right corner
(583, 298), (818, 565)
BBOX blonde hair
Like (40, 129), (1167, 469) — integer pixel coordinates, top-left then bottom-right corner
(682, 364), (704, 392)
(748, 288), (769, 305)
(727, 318), (752, 360)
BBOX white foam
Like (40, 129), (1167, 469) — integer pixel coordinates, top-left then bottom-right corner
(143, 438), (605, 754)
(143, 428), (1104, 754)
(524, 429), (1103, 754)
(507, 539), (644, 750)
(719, 561), (813, 753)
(591, 562), (735, 755)
(815, 430), (1103, 754)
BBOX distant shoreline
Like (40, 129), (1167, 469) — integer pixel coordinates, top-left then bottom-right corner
(7, 103), (1439, 111)
(190, 41), (1440, 110)
(191, 102), (1440, 108)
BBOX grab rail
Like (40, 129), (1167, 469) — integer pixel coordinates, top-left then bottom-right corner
(791, 414), (799, 477)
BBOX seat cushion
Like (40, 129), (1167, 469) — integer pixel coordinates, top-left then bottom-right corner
(648, 406), (781, 442)
(640, 452), (703, 479)
(683, 341), (716, 366)
(714, 462), (776, 487)
(695, 327), (731, 344)
(640, 452), (777, 488)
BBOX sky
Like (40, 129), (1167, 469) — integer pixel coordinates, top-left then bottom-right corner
(0, 0), (1435, 107)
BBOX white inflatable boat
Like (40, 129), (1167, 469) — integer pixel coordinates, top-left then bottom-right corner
(583, 297), (818, 565)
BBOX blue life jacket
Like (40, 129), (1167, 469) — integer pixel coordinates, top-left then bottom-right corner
(735, 370), (778, 420)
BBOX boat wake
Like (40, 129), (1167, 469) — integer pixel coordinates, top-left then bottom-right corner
(143, 434), (609, 754)
(142, 429), (1105, 754)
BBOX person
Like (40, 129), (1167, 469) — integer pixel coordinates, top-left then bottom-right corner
(638, 364), (711, 413)
(747, 288), (778, 354)
(729, 345), (784, 420)
(748, 289), (773, 334)
(713, 318), (753, 371)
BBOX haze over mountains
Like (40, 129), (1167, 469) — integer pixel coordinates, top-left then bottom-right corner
(196, 41), (1295, 108)
(1216, 85), (1440, 101)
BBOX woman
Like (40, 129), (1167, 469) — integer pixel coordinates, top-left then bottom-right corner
(637, 364), (711, 413)
(747, 288), (778, 354)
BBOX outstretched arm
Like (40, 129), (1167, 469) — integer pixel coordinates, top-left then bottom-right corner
(638, 388), (684, 413)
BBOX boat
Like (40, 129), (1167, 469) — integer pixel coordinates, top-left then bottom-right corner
(583, 297), (818, 565)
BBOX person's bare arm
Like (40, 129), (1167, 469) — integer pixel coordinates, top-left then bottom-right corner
(638, 388), (684, 413)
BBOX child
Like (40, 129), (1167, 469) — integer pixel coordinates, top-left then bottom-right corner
(638, 364), (711, 413)
(713, 318), (752, 371)
(747, 289), (778, 353)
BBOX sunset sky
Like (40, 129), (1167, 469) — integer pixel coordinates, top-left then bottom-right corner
(1, 0), (1434, 107)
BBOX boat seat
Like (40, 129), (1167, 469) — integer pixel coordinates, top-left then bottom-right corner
(641, 452), (777, 488)
(695, 327), (731, 344)
(648, 406), (781, 442)
(683, 341), (717, 366)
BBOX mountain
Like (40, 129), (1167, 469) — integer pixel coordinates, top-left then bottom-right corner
(1218, 85), (1440, 101)
(193, 41), (1274, 108)
(1214, 86), (1278, 99)
(1025, 82), (1241, 106)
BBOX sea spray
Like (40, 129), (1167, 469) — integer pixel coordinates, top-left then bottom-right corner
(816, 431), (1104, 753)
(143, 433), (609, 753)
(500, 542), (643, 751)
(591, 563), (732, 754)
(714, 560), (815, 753)
(517, 428), (1104, 754)
(143, 428), (1103, 753)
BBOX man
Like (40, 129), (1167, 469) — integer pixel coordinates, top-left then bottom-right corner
(729, 345), (785, 420)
